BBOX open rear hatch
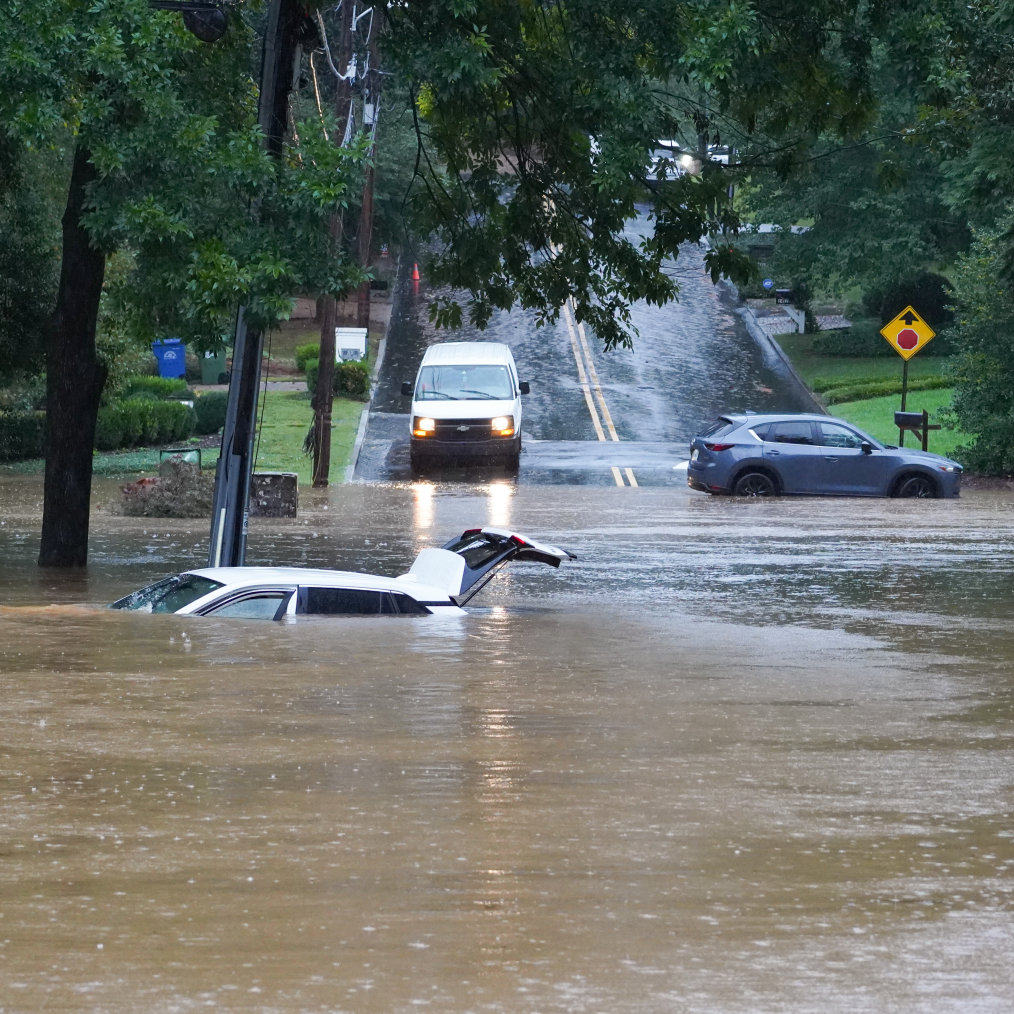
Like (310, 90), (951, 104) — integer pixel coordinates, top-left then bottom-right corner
(404, 527), (575, 605)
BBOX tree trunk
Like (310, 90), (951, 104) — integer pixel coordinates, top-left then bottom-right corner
(38, 146), (107, 568)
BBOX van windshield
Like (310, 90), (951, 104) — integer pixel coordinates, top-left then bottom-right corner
(415, 365), (514, 401)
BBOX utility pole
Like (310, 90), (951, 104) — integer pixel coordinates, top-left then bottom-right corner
(208, 0), (301, 567)
(355, 31), (381, 329)
(311, 0), (356, 488)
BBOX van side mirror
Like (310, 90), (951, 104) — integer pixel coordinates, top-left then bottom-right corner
(861, 441), (873, 455)
(519, 381), (530, 395)
(401, 381), (412, 397)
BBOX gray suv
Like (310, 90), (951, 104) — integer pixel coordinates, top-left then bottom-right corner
(687, 414), (962, 498)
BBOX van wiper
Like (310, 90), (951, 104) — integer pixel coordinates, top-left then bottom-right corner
(457, 390), (500, 399)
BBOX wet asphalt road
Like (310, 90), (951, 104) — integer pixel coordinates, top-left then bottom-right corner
(357, 222), (817, 486)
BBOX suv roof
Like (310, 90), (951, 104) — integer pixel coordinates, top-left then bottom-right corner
(420, 341), (514, 367)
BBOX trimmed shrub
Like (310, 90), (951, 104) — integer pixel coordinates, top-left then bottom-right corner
(96, 399), (195, 449)
(305, 358), (371, 400)
(194, 391), (229, 434)
(819, 376), (951, 405)
(813, 317), (956, 357)
(295, 343), (320, 370)
(336, 360), (370, 400)
(94, 405), (125, 451)
(118, 375), (189, 400)
(0, 411), (46, 461)
(305, 357), (319, 395)
(812, 319), (895, 357)
(150, 399), (196, 443)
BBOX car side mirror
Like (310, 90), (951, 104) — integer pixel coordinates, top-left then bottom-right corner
(519, 381), (530, 395)
(401, 381), (412, 397)
(861, 441), (873, 455)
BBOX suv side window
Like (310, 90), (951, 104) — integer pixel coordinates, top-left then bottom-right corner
(209, 592), (290, 619)
(818, 422), (864, 449)
(767, 421), (815, 445)
(298, 588), (431, 616)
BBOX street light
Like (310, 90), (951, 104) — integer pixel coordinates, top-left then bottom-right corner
(147, 1), (231, 43)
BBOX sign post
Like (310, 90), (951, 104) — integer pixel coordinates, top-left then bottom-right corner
(880, 306), (936, 447)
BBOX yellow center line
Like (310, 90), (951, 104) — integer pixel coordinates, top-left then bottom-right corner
(625, 467), (638, 487)
(571, 300), (620, 443)
(562, 301), (608, 443)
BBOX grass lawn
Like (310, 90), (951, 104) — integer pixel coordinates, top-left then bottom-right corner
(833, 388), (973, 459)
(252, 390), (364, 484)
(776, 333), (954, 386)
(1, 390), (366, 484)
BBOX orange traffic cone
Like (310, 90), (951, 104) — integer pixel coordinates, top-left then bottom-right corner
(412, 262), (420, 281)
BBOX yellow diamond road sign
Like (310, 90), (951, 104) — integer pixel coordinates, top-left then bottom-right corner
(880, 305), (935, 361)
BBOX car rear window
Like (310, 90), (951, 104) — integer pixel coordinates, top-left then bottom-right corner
(442, 531), (512, 570)
(701, 418), (736, 439)
(111, 574), (223, 613)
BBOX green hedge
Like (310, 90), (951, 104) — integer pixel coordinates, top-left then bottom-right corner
(0, 411), (46, 462)
(305, 358), (371, 401)
(118, 375), (190, 399)
(819, 375), (951, 405)
(812, 318), (956, 357)
(194, 391), (228, 434)
(95, 398), (196, 451)
(294, 342), (320, 370)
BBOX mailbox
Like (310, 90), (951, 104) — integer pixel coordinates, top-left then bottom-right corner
(894, 411), (926, 428)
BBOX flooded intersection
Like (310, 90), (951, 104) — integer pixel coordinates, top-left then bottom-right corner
(1, 477), (1012, 1012)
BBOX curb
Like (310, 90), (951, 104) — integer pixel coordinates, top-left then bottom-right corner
(345, 262), (398, 482)
(736, 303), (826, 415)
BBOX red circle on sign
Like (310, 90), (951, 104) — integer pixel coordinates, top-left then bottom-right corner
(897, 328), (919, 350)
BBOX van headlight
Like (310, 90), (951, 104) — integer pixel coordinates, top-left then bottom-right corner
(413, 417), (436, 437)
(491, 415), (515, 436)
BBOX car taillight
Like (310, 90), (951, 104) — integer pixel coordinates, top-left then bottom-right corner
(704, 442), (735, 451)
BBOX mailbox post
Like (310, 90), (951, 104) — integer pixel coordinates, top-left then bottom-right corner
(894, 410), (942, 452)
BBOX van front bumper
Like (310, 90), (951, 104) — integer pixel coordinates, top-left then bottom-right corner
(411, 434), (520, 461)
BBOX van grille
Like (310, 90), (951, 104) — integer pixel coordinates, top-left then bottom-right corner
(432, 418), (495, 441)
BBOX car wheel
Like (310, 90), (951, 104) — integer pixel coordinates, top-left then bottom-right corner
(733, 471), (777, 497)
(895, 473), (939, 498)
(409, 449), (429, 475)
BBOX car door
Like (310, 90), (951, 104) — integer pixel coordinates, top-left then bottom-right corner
(404, 528), (573, 604)
(816, 421), (895, 495)
(761, 420), (823, 493)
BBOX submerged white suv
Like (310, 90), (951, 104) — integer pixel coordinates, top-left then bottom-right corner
(401, 342), (529, 473)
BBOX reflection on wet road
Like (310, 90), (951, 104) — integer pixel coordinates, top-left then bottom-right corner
(1, 475), (1012, 1012)
(359, 231), (816, 485)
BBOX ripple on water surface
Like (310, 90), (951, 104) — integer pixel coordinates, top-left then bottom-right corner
(0, 476), (1012, 1012)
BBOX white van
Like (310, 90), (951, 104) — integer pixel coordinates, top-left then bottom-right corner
(401, 342), (529, 473)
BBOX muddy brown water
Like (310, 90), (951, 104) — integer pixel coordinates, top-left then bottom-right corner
(1, 474), (1012, 1013)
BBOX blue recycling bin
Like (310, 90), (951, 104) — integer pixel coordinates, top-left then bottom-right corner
(151, 338), (187, 379)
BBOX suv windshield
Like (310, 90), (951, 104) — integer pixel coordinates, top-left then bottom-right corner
(415, 365), (514, 401)
(111, 574), (223, 613)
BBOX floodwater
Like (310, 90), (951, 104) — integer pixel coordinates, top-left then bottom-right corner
(1, 474), (1013, 1012)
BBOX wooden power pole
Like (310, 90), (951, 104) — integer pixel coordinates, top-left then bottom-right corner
(311, 1), (355, 488)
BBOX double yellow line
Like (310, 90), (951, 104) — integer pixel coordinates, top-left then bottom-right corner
(562, 299), (637, 487)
